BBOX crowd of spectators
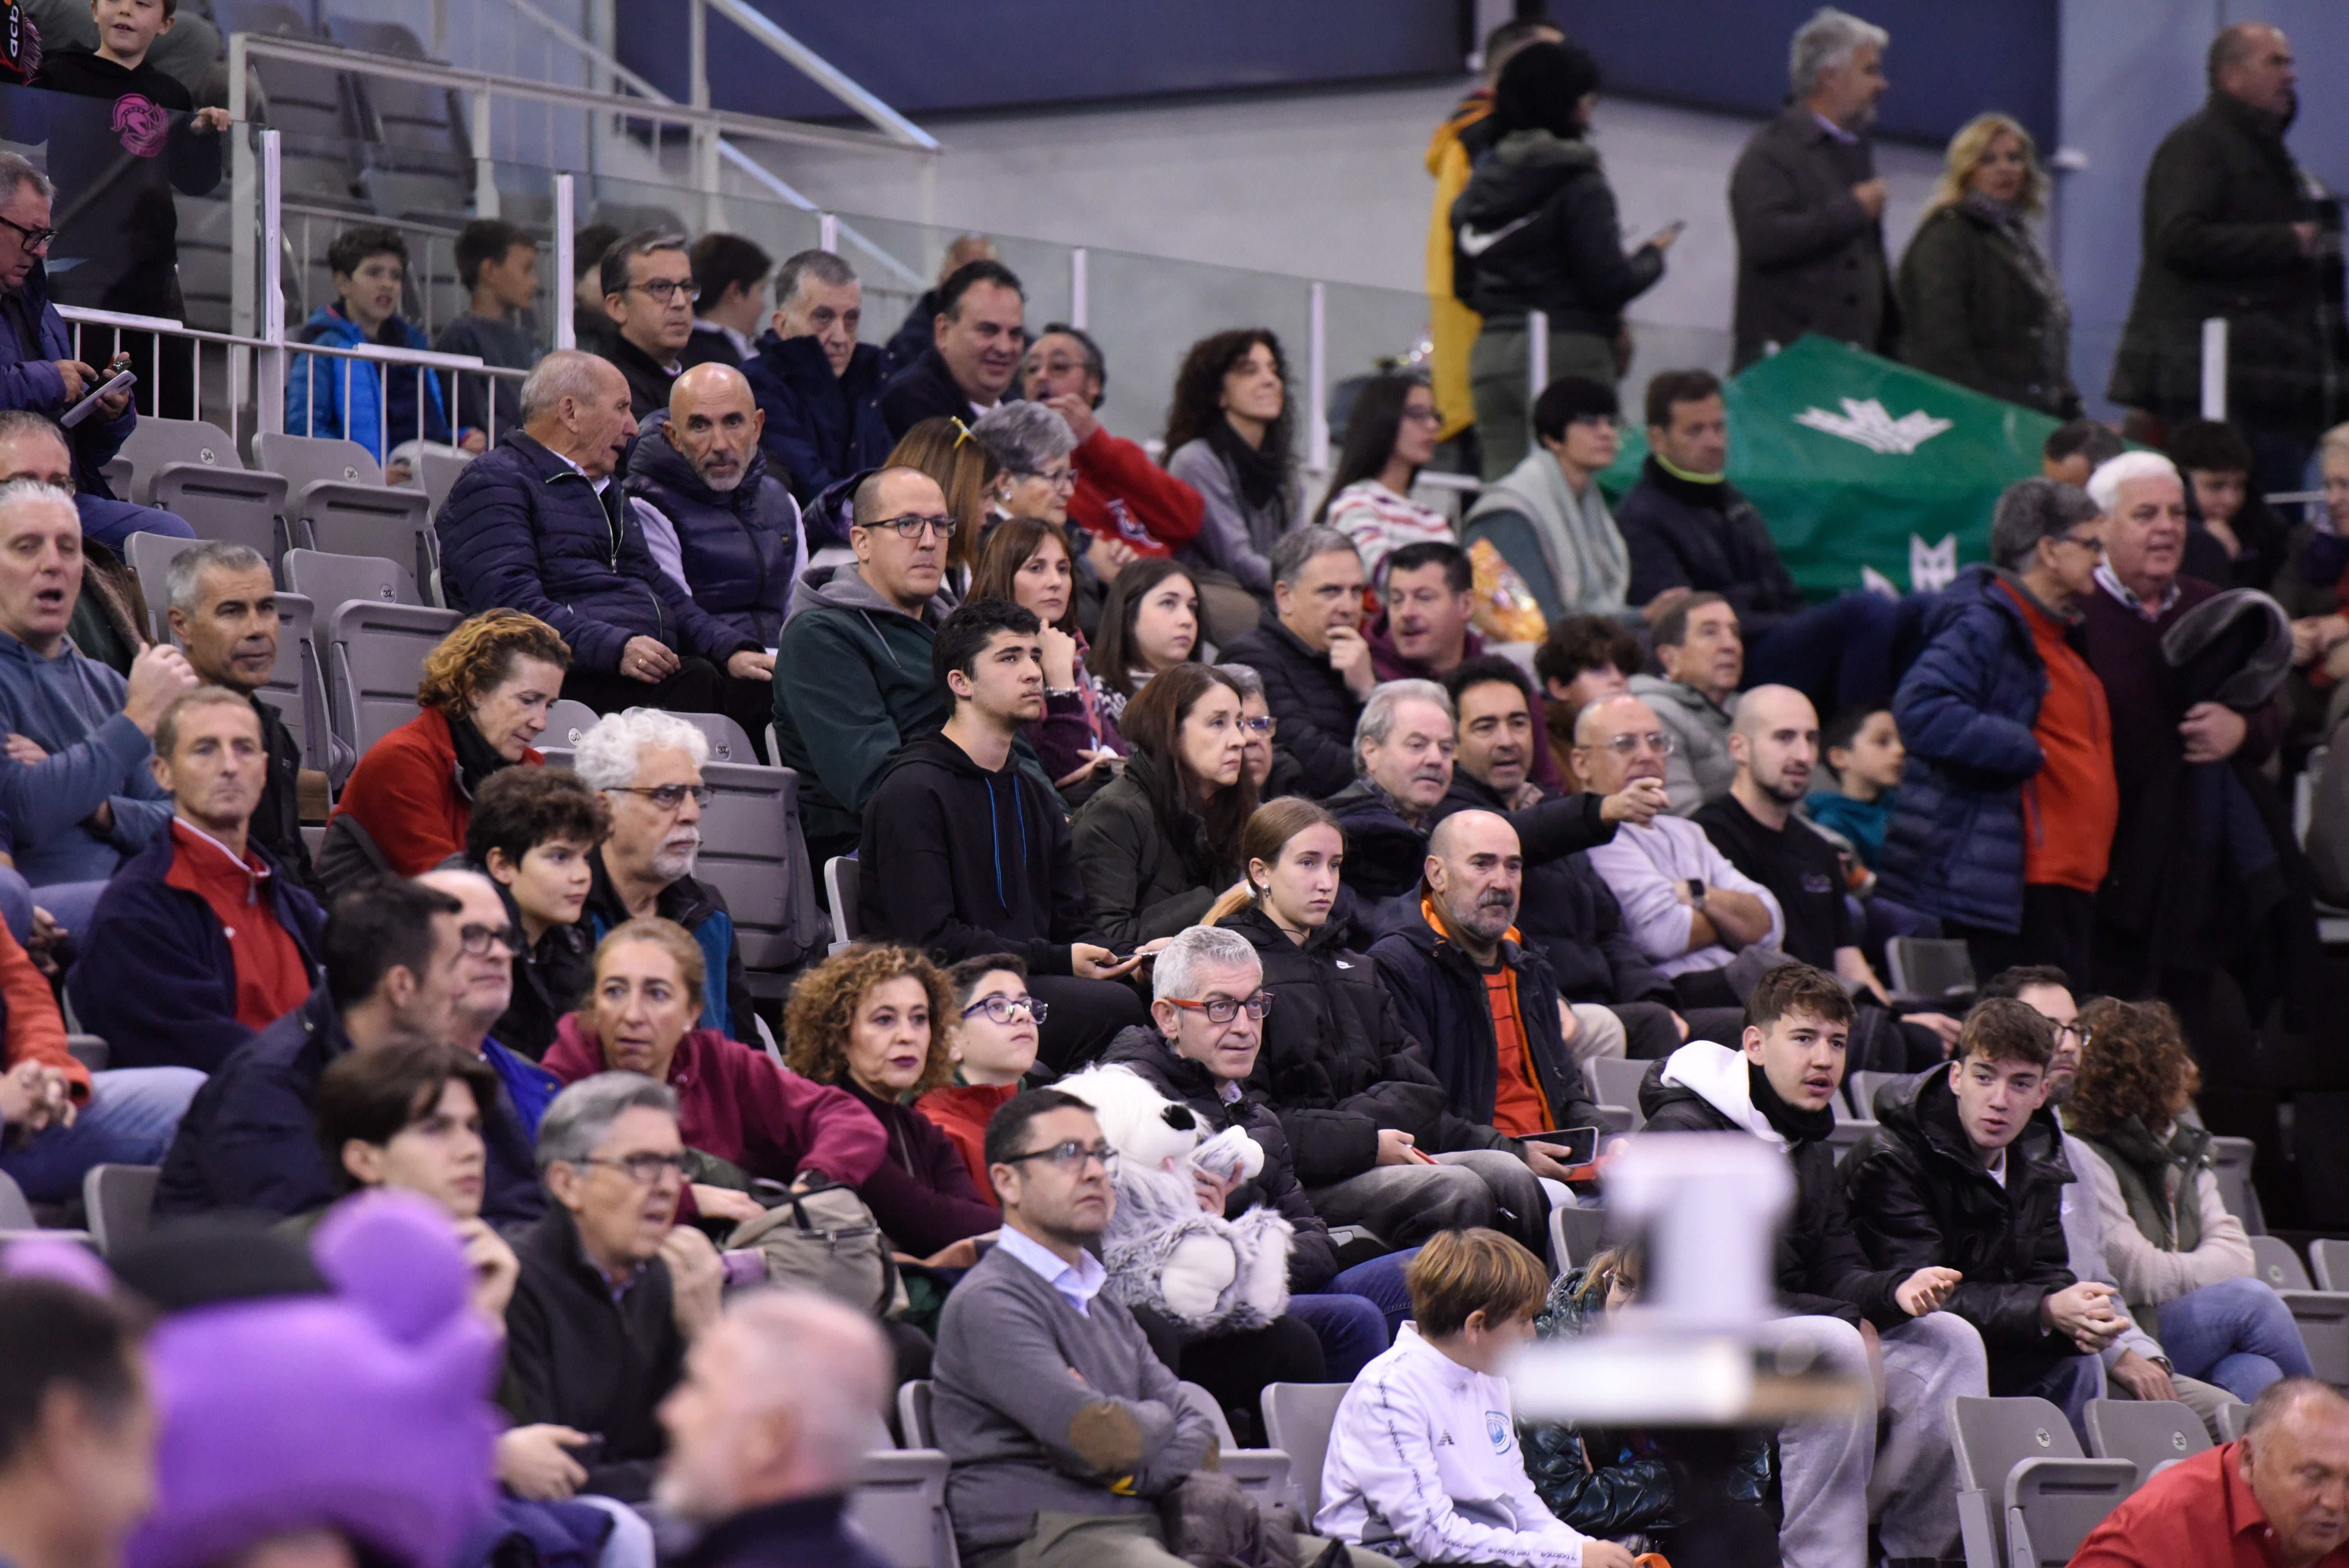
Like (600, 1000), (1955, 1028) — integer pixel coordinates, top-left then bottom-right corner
(1, 6), (2347, 1568)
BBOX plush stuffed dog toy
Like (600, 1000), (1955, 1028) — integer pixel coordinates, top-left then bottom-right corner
(1055, 1064), (1294, 1333)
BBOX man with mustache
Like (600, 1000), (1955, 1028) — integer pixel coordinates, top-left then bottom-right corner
(570, 708), (755, 1042)
(436, 351), (775, 734)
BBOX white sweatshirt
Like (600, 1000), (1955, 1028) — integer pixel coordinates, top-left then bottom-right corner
(1316, 1324), (1589, 1568)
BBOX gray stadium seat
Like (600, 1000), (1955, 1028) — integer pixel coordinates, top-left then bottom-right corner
(825, 856), (863, 953)
(1587, 1055), (1649, 1130)
(256, 431), (384, 490)
(2313, 1238), (2349, 1292)
(544, 699), (602, 750)
(1261, 1380), (1348, 1523)
(1886, 935), (1975, 1006)
(284, 547), (422, 611)
(695, 761), (826, 988)
(1173, 1381), (1291, 1514)
(1829, 1118), (1878, 1164)
(65, 1035), (109, 1071)
(81, 1164), (160, 1258)
(2083, 1397), (2209, 1487)
(846, 1449), (957, 1568)
(670, 709), (762, 766)
(123, 531), (199, 643)
(1549, 1204), (1605, 1274)
(1846, 1069), (1910, 1121)
(2247, 1236), (2349, 1390)
(323, 600), (460, 786)
(0, 1169), (36, 1230)
(255, 435), (436, 589)
(896, 1379), (935, 1447)
(2217, 1402), (2249, 1441)
(1948, 1395), (2134, 1568)
(114, 417), (247, 502)
(151, 465), (292, 567)
(2208, 1136), (2265, 1233)
(417, 448), (475, 514)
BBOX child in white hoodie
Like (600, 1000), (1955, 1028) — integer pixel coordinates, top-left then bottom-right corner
(1317, 1229), (1635, 1568)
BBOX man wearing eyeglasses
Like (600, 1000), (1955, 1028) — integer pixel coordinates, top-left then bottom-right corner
(773, 464), (958, 868)
(416, 869), (561, 1213)
(596, 230), (700, 421)
(155, 875), (485, 1219)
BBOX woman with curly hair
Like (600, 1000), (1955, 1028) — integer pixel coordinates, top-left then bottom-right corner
(542, 917), (887, 1226)
(325, 609), (569, 879)
(2066, 996), (2313, 1401)
(786, 942), (1002, 1262)
(1163, 329), (1303, 627)
(885, 415), (1000, 599)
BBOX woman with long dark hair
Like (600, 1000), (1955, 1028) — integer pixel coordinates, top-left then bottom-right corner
(1316, 373), (1452, 585)
(1087, 557), (1204, 722)
(1071, 662), (1256, 946)
(1163, 328), (1303, 635)
(971, 516), (1128, 795)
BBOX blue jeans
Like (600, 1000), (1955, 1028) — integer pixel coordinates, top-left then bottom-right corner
(2157, 1275), (2316, 1403)
(1992, 1351), (2105, 1447)
(30, 880), (110, 950)
(0, 1067), (203, 1202)
(1289, 1250), (1420, 1381)
(0, 866), (30, 946)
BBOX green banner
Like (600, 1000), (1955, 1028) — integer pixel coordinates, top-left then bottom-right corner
(1599, 335), (2066, 600)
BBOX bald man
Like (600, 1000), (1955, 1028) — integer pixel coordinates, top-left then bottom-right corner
(438, 350), (778, 752)
(655, 1291), (895, 1566)
(624, 362), (806, 667)
(1694, 686), (1960, 1067)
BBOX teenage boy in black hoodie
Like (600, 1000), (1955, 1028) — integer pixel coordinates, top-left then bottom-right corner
(1638, 962), (1987, 1568)
(858, 596), (1147, 1073)
(34, 0), (228, 417)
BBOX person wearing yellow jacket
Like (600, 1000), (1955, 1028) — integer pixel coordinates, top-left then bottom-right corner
(1425, 18), (1562, 448)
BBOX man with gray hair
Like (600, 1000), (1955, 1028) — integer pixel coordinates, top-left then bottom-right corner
(743, 247), (893, 506)
(1729, 7), (1896, 369)
(572, 708), (754, 1040)
(654, 1290), (896, 1566)
(504, 1070), (726, 1504)
(1880, 478), (2116, 982)
(437, 348), (772, 733)
(1222, 525), (1373, 798)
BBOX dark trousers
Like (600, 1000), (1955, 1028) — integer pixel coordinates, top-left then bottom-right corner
(1991, 1351), (2103, 1448)
(1131, 1306), (1324, 1449)
(1027, 974), (1150, 1076)
(1606, 999), (1684, 1059)
(1950, 884), (2095, 995)
(1746, 591), (1932, 717)
(561, 659), (773, 763)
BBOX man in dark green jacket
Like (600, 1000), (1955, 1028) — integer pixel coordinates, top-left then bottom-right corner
(2110, 22), (2347, 494)
(772, 465), (954, 867)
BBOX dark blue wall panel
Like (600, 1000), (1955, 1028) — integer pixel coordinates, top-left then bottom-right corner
(1550, 0), (2058, 147)
(616, 0), (1467, 124)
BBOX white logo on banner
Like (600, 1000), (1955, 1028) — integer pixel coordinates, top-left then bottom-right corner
(1794, 397), (1954, 455)
(1861, 534), (1958, 595)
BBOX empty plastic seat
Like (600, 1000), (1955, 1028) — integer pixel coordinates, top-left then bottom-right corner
(323, 600), (460, 786)
(1172, 1381), (1291, 1513)
(1887, 935), (1976, 1006)
(845, 1449), (957, 1568)
(542, 698), (602, 750)
(1549, 1203), (1605, 1273)
(1845, 1069), (1911, 1121)
(284, 547), (422, 611)
(256, 435), (436, 589)
(114, 416), (245, 503)
(1829, 1117), (1878, 1164)
(81, 1164), (161, 1258)
(2247, 1236), (2349, 1390)
(2083, 1397), (2210, 1485)
(2208, 1137), (2265, 1233)
(824, 856), (863, 953)
(1948, 1395), (2136, 1568)
(2313, 1238), (2349, 1292)
(1261, 1380), (1349, 1522)
(695, 761), (826, 985)
(1586, 1055), (1649, 1130)
(669, 709), (762, 766)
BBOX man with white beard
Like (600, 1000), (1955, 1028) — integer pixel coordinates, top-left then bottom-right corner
(572, 709), (756, 1040)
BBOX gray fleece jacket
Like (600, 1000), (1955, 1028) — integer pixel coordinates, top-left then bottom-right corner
(1165, 437), (1302, 595)
(1627, 673), (1736, 818)
(0, 629), (168, 884)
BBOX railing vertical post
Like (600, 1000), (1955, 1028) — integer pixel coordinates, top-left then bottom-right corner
(258, 129), (286, 437)
(1070, 247), (1088, 331)
(229, 35), (254, 344)
(554, 174), (576, 352)
(2202, 316), (2229, 422)
(430, 0), (448, 58)
(688, 0), (720, 232)
(472, 91), (499, 218)
(818, 212), (838, 254)
(1308, 280), (1328, 476)
(1528, 309), (1549, 404)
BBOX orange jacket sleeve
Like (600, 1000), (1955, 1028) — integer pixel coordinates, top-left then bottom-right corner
(0, 923), (84, 1101)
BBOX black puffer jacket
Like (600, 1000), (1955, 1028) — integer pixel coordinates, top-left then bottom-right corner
(1221, 903), (1510, 1187)
(1450, 129), (1665, 333)
(622, 410), (801, 645)
(1638, 1050), (1907, 1327)
(1839, 1067), (2077, 1353)
(1096, 1024), (1339, 1293)
(1324, 774), (1617, 944)
(1069, 754), (1233, 948)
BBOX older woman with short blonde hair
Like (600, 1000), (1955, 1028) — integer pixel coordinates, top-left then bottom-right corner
(1897, 112), (2078, 415)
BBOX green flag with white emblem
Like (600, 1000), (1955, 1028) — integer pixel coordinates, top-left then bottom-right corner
(1600, 335), (2065, 599)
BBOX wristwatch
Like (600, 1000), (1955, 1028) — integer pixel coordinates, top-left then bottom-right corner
(1686, 878), (1706, 909)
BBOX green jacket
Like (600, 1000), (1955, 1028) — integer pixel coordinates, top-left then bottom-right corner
(2070, 1116), (2210, 1258)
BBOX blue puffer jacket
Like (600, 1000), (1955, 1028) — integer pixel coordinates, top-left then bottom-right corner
(436, 431), (757, 674)
(0, 260), (135, 495)
(284, 306), (452, 462)
(622, 411), (803, 645)
(742, 330), (893, 506)
(1878, 565), (2050, 932)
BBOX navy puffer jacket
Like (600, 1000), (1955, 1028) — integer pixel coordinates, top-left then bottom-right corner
(436, 431), (757, 674)
(623, 412), (802, 646)
(742, 330), (893, 506)
(1877, 565), (2048, 932)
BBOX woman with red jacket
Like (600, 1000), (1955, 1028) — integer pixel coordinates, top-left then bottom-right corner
(327, 611), (569, 878)
(541, 918), (886, 1227)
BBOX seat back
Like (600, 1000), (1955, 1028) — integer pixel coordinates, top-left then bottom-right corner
(81, 1164), (161, 1257)
(254, 591), (326, 773)
(845, 1449), (957, 1568)
(0, 1169), (36, 1230)
(115, 417), (243, 502)
(291, 483), (436, 591)
(2253, 1235), (2313, 1292)
(670, 710), (761, 766)
(543, 699), (603, 750)
(418, 449), (475, 513)
(1950, 1395), (2134, 1568)
(826, 856), (863, 951)
(150, 466), (292, 566)
(1549, 1204), (1605, 1273)
(324, 601), (460, 785)
(1829, 1119), (1878, 1164)
(2209, 1137), (2265, 1233)
(284, 549), (420, 611)
(896, 1379), (934, 1448)
(1951, 1395), (2089, 1493)
(1261, 1381), (1349, 1523)
(694, 762), (826, 975)
(2218, 1402), (2249, 1441)
(1587, 1055), (1649, 1129)
(256, 431), (384, 490)
(1886, 935), (1976, 1003)
(66, 1035), (109, 1071)
(123, 530), (199, 643)
(2083, 1397), (2209, 1480)
(2313, 1237), (2349, 1292)
(1846, 1069), (1909, 1121)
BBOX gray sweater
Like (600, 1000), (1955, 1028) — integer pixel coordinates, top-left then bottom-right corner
(931, 1242), (1215, 1552)
(0, 629), (168, 884)
(1165, 438), (1301, 596)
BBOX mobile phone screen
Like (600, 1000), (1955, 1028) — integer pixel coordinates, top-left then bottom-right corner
(1522, 1125), (1600, 1167)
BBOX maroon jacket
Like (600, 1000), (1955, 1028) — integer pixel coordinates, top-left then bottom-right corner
(2077, 573), (2281, 817)
(543, 1017), (886, 1188)
(840, 1078), (1001, 1257)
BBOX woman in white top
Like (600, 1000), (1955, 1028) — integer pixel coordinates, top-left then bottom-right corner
(1317, 374), (1454, 588)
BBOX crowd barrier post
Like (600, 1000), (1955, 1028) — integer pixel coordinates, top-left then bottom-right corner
(258, 129), (287, 440)
(819, 213), (839, 255)
(1308, 280), (1328, 476)
(1070, 248), (1089, 331)
(472, 93), (499, 219)
(2201, 316), (2228, 422)
(1527, 307), (1549, 406)
(554, 175), (577, 353)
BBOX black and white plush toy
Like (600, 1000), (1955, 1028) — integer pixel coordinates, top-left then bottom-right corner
(1055, 1064), (1294, 1333)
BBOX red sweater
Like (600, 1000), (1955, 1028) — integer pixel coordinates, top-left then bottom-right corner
(914, 1081), (1018, 1204)
(542, 1016), (886, 1188)
(1066, 426), (1202, 556)
(331, 706), (544, 876)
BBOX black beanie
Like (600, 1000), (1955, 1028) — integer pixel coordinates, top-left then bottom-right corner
(1493, 40), (1603, 140)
